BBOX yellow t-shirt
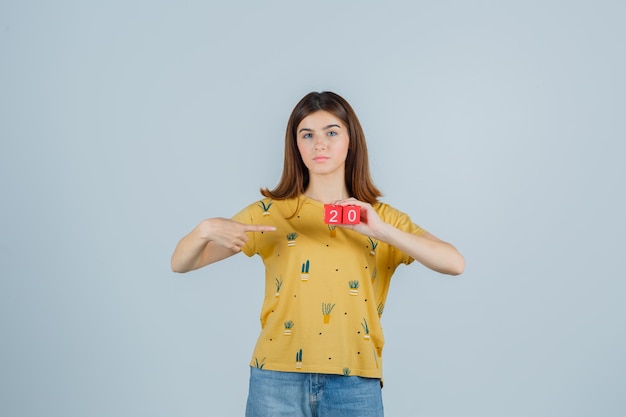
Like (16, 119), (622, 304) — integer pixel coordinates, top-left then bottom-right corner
(232, 196), (426, 379)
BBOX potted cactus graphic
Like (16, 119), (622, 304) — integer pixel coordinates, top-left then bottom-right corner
(253, 357), (266, 369)
(348, 280), (359, 296)
(328, 224), (337, 237)
(295, 349), (303, 369)
(371, 266), (377, 282)
(275, 276), (283, 297)
(377, 302), (385, 318)
(287, 232), (298, 247)
(367, 237), (378, 256)
(301, 260), (310, 281)
(258, 200), (273, 216)
(361, 318), (371, 340)
(322, 302), (335, 324)
(343, 367), (351, 376)
(284, 320), (294, 335)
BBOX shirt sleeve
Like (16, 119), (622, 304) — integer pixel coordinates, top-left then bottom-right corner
(231, 203), (257, 257)
(377, 203), (427, 265)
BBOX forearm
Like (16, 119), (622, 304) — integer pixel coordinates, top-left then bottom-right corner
(170, 217), (274, 273)
(376, 224), (465, 275)
(170, 224), (211, 273)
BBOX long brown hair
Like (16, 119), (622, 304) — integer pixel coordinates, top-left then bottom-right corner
(261, 91), (382, 204)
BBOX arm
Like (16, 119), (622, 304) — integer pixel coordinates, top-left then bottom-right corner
(170, 217), (276, 273)
(374, 227), (464, 275)
(334, 199), (465, 276)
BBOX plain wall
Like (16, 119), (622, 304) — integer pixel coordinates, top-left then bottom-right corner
(1, 1), (625, 416)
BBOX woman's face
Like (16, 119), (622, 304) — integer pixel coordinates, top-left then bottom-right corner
(296, 110), (350, 178)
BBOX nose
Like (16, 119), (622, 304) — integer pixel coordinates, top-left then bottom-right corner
(314, 136), (326, 150)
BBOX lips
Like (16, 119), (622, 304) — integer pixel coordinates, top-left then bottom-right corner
(313, 156), (329, 162)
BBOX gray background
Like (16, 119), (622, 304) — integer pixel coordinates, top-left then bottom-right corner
(1, 1), (624, 416)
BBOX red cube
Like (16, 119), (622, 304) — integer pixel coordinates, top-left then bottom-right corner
(342, 205), (360, 224)
(324, 204), (343, 224)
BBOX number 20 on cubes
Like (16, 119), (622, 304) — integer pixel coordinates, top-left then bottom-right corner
(323, 204), (360, 225)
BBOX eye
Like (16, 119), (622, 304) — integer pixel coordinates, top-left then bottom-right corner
(303, 133), (312, 139)
(327, 131), (337, 137)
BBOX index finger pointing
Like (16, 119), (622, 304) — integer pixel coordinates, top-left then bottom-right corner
(244, 225), (276, 233)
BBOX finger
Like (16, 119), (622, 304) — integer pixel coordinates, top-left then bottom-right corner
(230, 238), (246, 251)
(240, 234), (249, 244)
(244, 225), (276, 233)
(332, 198), (363, 207)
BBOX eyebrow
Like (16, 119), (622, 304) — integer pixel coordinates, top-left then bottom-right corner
(298, 124), (342, 134)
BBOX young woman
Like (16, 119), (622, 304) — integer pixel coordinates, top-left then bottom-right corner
(171, 91), (464, 416)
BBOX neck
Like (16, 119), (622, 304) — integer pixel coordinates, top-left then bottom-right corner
(304, 175), (349, 203)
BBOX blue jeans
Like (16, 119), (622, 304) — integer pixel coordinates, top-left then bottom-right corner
(245, 367), (384, 417)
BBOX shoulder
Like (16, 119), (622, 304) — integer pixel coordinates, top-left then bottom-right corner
(232, 197), (300, 223)
(373, 201), (407, 220)
(374, 201), (426, 234)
